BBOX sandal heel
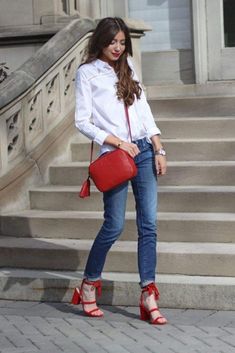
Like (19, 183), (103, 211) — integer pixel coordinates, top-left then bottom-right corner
(71, 288), (81, 305)
(139, 304), (149, 321)
(71, 280), (103, 317)
(139, 283), (167, 325)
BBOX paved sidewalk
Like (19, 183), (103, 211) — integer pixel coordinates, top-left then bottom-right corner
(0, 300), (234, 353)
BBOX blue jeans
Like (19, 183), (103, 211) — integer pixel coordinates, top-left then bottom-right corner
(84, 138), (158, 287)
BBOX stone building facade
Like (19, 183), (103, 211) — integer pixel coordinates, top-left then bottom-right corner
(1, 0), (235, 84)
(1, 1), (235, 310)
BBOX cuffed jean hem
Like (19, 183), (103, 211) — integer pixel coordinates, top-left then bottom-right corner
(83, 274), (101, 282)
(140, 279), (155, 288)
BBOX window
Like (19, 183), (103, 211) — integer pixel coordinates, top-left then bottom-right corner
(224, 0), (235, 47)
(128, 0), (192, 51)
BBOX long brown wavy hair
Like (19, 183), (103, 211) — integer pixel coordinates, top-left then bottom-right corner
(83, 17), (142, 106)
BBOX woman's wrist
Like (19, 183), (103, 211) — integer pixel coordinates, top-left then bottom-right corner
(151, 135), (163, 152)
(104, 135), (124, 148)
(117, 140), (123, 148)
(154, 147), (166, 156)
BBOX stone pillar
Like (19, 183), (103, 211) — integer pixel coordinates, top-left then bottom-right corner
(62, 0), (80, 16)
(75, 0), (101, 18)
(0, 0), (80, 26)
(99, 0), (114, 17)
(113, 0), (129, 18)
(75, 0), (128, 19)
(125, 19), (151, 83)
(0, 0), (34, 26)
(33, 0), (67, 24)
(192, 0), (208, 83)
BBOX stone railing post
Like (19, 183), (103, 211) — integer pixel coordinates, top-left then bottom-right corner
(125, 19), (151, 83)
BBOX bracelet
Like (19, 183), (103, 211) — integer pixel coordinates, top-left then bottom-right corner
(117, 140), (123, 148)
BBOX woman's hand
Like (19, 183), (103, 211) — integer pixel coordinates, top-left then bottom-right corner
(155, 155), (167, 176)
(104, 135), (140, 158)
(119, 141), (140, 158)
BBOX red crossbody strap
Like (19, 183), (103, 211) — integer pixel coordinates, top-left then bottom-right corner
(90, 139), (94, 165)
(89, 104), (131, 164)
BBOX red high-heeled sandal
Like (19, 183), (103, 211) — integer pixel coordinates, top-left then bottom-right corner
(139, 283), (167, 325)
(71, 279), (103, 317)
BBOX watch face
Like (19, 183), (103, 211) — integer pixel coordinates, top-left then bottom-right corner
(157, 148), (166, 156)
(155, 148), (166, 156)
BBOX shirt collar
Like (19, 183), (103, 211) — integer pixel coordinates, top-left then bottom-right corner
(93, 59), (114, 72)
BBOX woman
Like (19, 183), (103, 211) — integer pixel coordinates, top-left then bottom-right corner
(72, 17), (167, 325)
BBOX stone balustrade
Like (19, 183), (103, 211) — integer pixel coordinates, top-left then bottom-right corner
(0, 17), (146, 211)
(0, 20), (94, 176)
(0, 21), (91, 175)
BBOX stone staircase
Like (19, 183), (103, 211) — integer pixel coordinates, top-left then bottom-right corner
(1, 93), (235, 310)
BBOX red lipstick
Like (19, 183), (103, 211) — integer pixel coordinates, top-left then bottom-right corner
(112, 53), (121, 58)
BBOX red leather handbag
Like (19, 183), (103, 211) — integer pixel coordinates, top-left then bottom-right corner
(79, 105), (137, 197)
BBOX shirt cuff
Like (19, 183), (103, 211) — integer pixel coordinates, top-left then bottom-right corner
(93, 130), (109, 145)
(147, 127), (161, 138)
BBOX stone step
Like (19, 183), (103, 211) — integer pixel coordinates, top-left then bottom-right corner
(0, 237), (235, 276)
(146, 81), (235, 100)
(148, 96), (235, 117)
(0, 268), (234, 310)
(157, 117), (235, 139)
(49, 161), (235, 186)
(1, 210), (235, 243)
(163, 138), (235, 161)
(71, 139), (235, 162)
(160, 161), (235, 185)
(29, 185), (235, 213)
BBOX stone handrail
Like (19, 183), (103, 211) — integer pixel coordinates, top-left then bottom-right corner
(0, 19), (95, 178)
(0, 17), (146, 211)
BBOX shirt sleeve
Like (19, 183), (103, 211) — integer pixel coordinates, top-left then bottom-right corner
(74, 67), (109, 145)
(128, 58), (161, 138)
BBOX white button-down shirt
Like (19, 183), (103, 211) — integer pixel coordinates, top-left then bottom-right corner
(75, 58), (161, 155)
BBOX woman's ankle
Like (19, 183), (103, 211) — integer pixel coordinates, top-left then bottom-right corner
(81, 279), (101, 297)
(81, 279), (103, 315)
(141, 282), (160, 300)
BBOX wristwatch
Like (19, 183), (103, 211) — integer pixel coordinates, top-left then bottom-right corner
(155, 147), (166, 156)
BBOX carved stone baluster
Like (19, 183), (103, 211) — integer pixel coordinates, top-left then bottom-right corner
(63, 58), (76, 106)
(45, 74), (60, 127)
(6, 111), (24, 162)
(26, 91), (43, 147)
